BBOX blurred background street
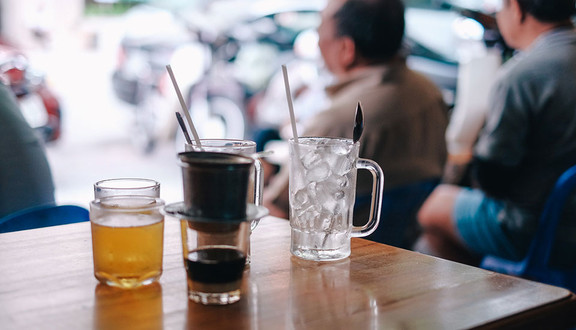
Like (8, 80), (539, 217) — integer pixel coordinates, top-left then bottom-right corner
(0, 0), (505, 209)
(22, 12), (184, 207)
(45, 19), (182, 207)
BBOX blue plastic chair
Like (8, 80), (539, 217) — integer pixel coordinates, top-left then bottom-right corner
(0, 204), (90, 234)
(480, 165), (576, 291)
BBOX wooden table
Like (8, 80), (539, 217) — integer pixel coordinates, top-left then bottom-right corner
(1, 216), (575, 329)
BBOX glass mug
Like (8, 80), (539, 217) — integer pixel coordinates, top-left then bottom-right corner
(289, 137), (384, 261)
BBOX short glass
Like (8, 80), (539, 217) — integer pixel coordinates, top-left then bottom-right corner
(289, 137), (384, 261)
(94, 178), (160, 198)
(90, 196), (165, 289)
(181, 220), (250, 305)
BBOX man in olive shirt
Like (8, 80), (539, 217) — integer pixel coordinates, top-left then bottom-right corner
(0, 82), (55, 219)
(264, 0), (448, 248)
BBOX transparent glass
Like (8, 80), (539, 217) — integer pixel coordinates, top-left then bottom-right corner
(90, 196), (165, 288)
(180, 220), (250, 305)
(289, 137), (384, 261)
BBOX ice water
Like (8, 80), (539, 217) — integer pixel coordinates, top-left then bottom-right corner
(289, 138), (358, 261)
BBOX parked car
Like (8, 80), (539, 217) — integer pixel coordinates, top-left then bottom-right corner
(0, 40), (62, 143)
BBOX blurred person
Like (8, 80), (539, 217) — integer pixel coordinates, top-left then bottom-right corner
(264, 0), (448, 249)
(442, 46), (502, 186)
(0, 81), (55, 219)
(418, 0), (576, 266)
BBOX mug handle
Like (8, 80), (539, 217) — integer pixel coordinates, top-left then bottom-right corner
(351, 158), (384, 237)
(250, 158), (264, 232)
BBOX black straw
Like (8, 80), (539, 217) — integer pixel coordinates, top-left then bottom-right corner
(353, 101), (364, 143)
(175, 112), (193, 145)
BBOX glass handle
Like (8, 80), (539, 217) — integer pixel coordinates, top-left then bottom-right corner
(351, 158), (384, 237)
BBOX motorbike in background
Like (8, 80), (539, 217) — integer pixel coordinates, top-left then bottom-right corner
(182, 0), (325, 142)
(111, 1), (326, 153)
(0, 41), (62, 143)
(111, 4), (201, 154)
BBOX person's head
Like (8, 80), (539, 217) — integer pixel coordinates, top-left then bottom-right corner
(496, 0), (575, 49)
(317, 0), (405, 77)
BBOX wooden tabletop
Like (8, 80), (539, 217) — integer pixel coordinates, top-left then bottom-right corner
(1, 216), (575, 329)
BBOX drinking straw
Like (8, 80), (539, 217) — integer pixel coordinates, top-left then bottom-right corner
(166, 64), (202, 148)
(175, 112), (192, 145)
(281, 64), (299, 144)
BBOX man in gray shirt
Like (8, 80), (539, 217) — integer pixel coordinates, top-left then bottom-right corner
(417, 0), (576, 266)
(0, 82), (55, 219)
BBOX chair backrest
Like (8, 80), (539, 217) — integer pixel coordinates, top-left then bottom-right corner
(527, 165), (576, 269)
(0, 204), (90, 234)
(481, 164), (576, 290)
